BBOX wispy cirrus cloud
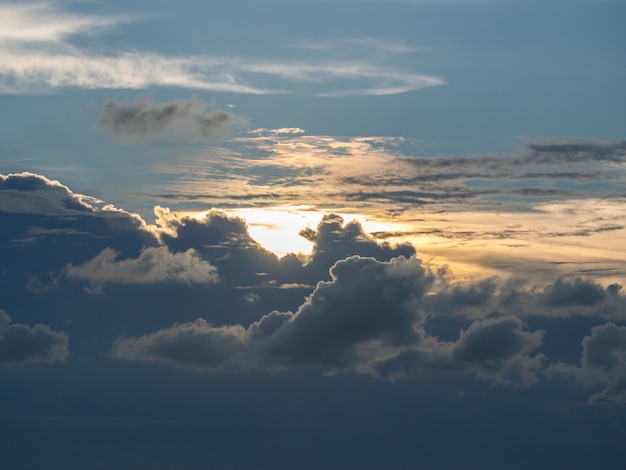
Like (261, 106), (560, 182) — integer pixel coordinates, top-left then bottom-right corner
(0, 3), (443, 96)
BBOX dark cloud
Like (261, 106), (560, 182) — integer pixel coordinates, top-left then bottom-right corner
(540, 277), (607, 307)
(111, 256), (545, 387)
(112, 255), (434, 373)
(111, 319), (246, 370)
(451, 316), (544, 387)
(95, 97), (246, 143)
(555, 322), (626, 404)
(0, 309), (69, 366)
(0, 172), (96, 215)
(0, 172), (159, 297)
(300, 214), (416, 283)
(525, 140), (626, 164)
(2, 171), (626, 402)
(264, 255), (432, 368)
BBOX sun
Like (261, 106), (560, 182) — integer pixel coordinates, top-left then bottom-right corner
(230, 207), (324, 257)
(179, 206), (415, 259)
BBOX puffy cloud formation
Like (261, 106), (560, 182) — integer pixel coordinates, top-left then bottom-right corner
(112, 319), (246, 370)
(112, 256), (546, 387)
(96, 98), (246, 142)
(0, 309), (69, 366)
(65, 247), (219, 286)
(450, 316), (544, 387)
(423, 276), (626, 320)
(0, 172), (97, 215)
(574, 323), (626, 403)
(2, 171), (625, 399)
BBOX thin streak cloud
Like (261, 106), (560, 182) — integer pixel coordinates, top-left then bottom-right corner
(0, 3), (443, 96)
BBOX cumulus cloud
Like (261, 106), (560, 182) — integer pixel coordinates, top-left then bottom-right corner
(111, 255), (434, 373)
(111, 255), (546, 387)
(450, 316), (544, 387)
(95, 98), (246, 143)
(421, 276), (626, 320)
(111, 319), (246, 370)
(65, 246), (219, 286)
(0, 309), (69, 366)
(573, 323), (626, 403)
(0, 172), (96, 215)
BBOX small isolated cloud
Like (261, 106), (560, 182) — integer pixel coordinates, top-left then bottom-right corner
(0, 309), (69, 366)
(95, 98), (247, 143)
(241, 292), (261, 304)
(65, 246), (219, 287)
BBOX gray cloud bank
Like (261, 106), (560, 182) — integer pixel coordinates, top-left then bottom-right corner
(111, 256), (546, 388)
(2, 172), (626, 403)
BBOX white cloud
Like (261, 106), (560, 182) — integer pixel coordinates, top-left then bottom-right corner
(0, 3), (443, 95)
(65, 246), (219, 286)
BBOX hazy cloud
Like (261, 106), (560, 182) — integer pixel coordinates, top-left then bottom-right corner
(0, 3), (443, 96)
(0, 309), (69, 366)
(96, 98), (246, 143)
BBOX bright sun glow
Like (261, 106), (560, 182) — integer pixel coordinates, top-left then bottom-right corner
(231, 207), (413, 258)
(178, 206), (416, 258)
(230, 207), (323, 257)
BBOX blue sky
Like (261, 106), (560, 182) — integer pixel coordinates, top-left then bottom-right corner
(1, 1), (626, 468)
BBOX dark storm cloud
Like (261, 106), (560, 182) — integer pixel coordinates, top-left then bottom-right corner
(111, 255), (434, 372)
(111, 255), (547, 387)
(263, 255), (433, 368)
(96, 98), (246, 143)
(0, 309), (69, 366)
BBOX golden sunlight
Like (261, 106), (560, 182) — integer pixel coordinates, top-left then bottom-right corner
(230, 207), (323, 257)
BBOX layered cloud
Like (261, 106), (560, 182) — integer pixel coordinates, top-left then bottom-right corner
(0, 3), (442, 96)
(0, 309), (69, 366)
(146, 133), (626, 281)
(95, 98), (246, 143)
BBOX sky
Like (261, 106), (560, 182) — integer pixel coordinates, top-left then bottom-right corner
(1, 0), (625, 468)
